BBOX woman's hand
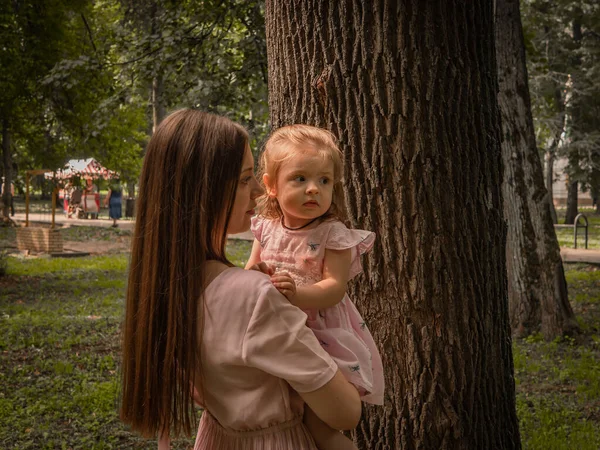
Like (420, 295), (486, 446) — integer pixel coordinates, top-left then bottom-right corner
(270, 271), (296, 300)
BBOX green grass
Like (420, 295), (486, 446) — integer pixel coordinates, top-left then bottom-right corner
(0, 240), (251, 449)
(59, 226), (132, 242)
(554, 208), (600, 249)
(0, 238), (598, 448)
(514, 263), (600, 449)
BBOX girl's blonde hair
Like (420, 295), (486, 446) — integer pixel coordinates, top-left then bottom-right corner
(259, 124), (348, 223)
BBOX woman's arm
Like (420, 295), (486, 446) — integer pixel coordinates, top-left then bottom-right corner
(271, 248), (351, 310)
(104, 189), (111, 207)
(299, 369), (362, 430)
(158, 435), (169, 450)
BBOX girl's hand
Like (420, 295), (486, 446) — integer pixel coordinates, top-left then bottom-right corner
(247, 262), (275, 276)
(271, 271), (296, 300)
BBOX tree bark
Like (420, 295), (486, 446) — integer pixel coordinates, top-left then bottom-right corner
(564, 14), (583, 226)
(152, 75), (165, 133)
(544, 150), (558, 224)
(266, 1), (520, 448)
(495, 0), (578, 339)
(2, 119), (12, 220)
(564, 179), (578, 224)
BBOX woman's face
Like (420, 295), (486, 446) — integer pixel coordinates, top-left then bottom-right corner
(226, 145), (262, 235)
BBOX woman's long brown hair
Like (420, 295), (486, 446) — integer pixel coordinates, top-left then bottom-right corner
(120, 109), (248, 438)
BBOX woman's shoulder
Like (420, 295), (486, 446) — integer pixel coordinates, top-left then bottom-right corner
(208, 267), (275, 306)
(206, 267), (288, 325)
(211, 267), (273, 290)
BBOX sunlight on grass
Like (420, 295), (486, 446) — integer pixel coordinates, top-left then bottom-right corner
(1, 241), (599, 448)
(6, 254), (129, 276)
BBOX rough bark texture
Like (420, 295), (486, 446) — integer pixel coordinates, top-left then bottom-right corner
(564, 179), (578, 224)
(544, 150), (558, 224)
(564, 16), (582, 226)
(2, 119), (12, 219)
(266, 1), (521, 448)
(152, 75), (166, 133)
(495, 0), (578, 339)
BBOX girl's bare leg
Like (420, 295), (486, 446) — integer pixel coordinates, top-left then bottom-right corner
(304, 406), (358, 450)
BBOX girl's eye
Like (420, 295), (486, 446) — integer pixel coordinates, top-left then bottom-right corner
(293, 176), (305, 182)
(320, 177), (330, 185)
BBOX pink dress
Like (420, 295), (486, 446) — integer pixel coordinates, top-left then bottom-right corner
(194, 268), (338, 449)
(251, 216), (384, 405)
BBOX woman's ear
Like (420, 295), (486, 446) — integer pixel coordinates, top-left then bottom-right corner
(263, 173), (277, 197)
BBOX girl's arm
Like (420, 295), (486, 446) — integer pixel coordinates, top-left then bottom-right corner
(245, 239), (276, 275)
(244, 239), (263, 270)
(271, 248), (351, 310)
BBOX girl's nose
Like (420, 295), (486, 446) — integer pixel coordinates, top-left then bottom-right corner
(306, 182), (319, 194)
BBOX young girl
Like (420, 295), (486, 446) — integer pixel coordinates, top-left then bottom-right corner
(246, 125), (384, 449)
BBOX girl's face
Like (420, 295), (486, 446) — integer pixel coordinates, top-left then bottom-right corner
(227, 145), (262, 235)
(265, 147), (334, 228)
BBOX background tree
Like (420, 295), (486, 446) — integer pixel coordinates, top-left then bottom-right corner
(496, 0), (578, 339)
(522, 0), (600, 223)
(266, 1), (520, 448)
(2, 0), (270, 202)
(0, 0), (87, 217)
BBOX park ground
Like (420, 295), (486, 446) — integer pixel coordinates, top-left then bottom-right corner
(0, 202), (599, 449)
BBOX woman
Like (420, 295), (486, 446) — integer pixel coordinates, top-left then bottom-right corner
(104, 180), (122, 227)
(120, 109), (361, 449)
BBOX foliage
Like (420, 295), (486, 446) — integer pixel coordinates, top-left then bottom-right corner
(522, 0), (600, 196)
(0, 239), (598, 448)
(2, 0), (269, 193)
(0, 239), (251, 448)
(513, 263), (600, 449)
(113, 0), (269, 147)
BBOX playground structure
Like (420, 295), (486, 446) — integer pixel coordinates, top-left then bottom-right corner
(16, 159), (118, 254)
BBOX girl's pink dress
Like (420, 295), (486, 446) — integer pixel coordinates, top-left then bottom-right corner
(251, 216), (384, 405)
(194, 268), (339, 449)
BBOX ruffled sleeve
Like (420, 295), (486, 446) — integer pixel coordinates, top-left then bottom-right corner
(250, 215), (267, 243)
(325, 221), (375, 280)
(242, 282), (338, 393)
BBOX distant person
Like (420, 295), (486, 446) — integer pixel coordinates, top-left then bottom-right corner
(69, 187), (83, 219)
(62, 181), (73, 215)
(84, 178), (99, 219)
(104, 180), (122, 227)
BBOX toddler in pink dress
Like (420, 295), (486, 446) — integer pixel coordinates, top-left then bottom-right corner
(246, 124), (384, 448)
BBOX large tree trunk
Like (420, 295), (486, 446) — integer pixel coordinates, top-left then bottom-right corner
(266, 1), (521, 448)
(564, 14), (582, 226)
(495, 0), (578, 339)
(2, 119), (12, 220)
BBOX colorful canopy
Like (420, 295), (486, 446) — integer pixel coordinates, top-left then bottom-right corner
(46, 158), (118, 180)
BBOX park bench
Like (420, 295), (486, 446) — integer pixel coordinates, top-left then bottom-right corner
(554, 213), (588, 249)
